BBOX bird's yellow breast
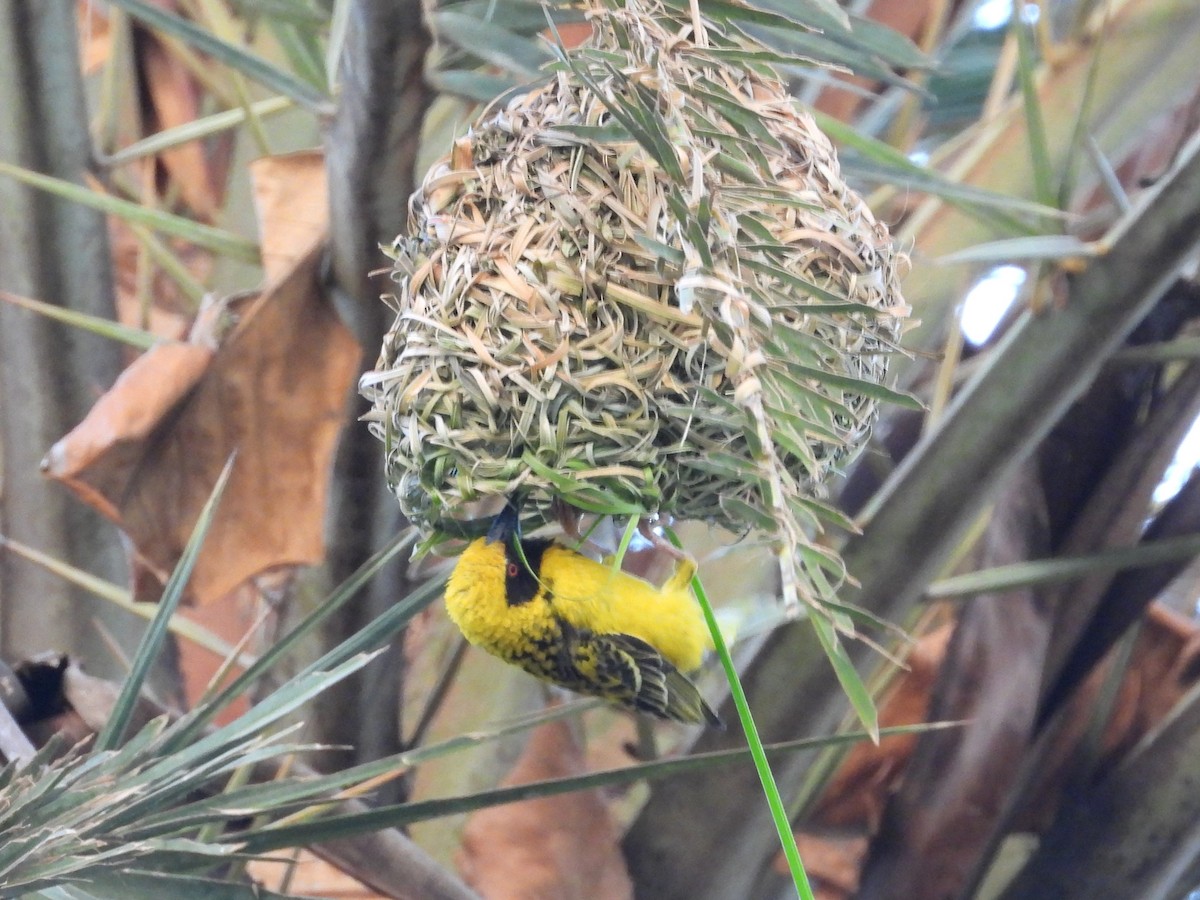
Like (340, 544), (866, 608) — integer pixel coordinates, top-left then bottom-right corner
(444, 538), (710, 673)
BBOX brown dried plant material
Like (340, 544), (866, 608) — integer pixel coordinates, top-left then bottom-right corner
(109, 212), (210, 339)
(43, 241), (361, 604)
(77, 0), (112, 75)
(785, 604), (1200, 896)
(810, 622), (954, 833)
(457, 718), (633, 900)
(141, 33), (221, 222)
(791, 833), (868, 900)
(250, 151), (330, 285)
(248, 849), (388, 899)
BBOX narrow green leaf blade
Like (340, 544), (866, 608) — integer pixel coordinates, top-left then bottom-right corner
(433, 10), (552, 80)
(96, 456), (236, 751)
(0, 162), (260, 264)
(937, 235), (1095, 265)
(810, 613), (878, 741)
(0, 291), (156, 350)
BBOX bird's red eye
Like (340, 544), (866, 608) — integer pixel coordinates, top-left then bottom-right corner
(507, 562), (519, 578)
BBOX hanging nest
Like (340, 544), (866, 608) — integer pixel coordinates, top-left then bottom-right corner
(362, 0), (910, 609)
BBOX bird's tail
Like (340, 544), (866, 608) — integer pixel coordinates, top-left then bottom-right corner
(663, 554), (698, 593)
(663, 669), (723, 729)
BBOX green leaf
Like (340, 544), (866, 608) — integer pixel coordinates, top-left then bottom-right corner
(1013, 11), (1055, 208)
(95, 457), (236, 752)
(104, 96), (293, 167)
(426, 69), (522, 102)
(786, 363), (925, 410)
(130, 702), (601, 836)
(682, 81), (781, 151)
(632, 234), (686, 265)
(106, 0), (331, 114)
(812, 110), (1071, 222)
(521, 452), (648, 514)
(664, 0), (823, 36)
(718, 496), (777, 531)
(810, 613), (879, 741)
(0, 536), (253, 666)
(232, 719), (956, 853)
(448, 0), (585, 34)
(1110, 337), (1200, 365)
(433, 10), (552, 80)
(844, 11), (930, 70)
(748, 0), (850, 30)
(937, 234), (1096, 265)
(267, 18), (329, 93)
(0, 162), (260, 264)
(36, 868), (297, 899)
(557, 50), (684, 184)
(928, 532), (1200, 599)
(327, 0), (351, 89)
(738, 22), (913, 87)
(163, 529), (421, 748)
(229, 0), (328, 26)
(541, 122), (635, 144)
(0, 291), (157, 350)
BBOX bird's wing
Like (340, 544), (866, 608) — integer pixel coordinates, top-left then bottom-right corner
(562, 626), (720, 726)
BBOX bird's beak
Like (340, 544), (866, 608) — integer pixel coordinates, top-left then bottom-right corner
(486, 501), (520, 544)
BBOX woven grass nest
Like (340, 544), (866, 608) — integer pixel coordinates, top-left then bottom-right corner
(363, 0), (909, 602)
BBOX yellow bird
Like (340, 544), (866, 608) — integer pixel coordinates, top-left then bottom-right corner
(445, 504), (720, 726)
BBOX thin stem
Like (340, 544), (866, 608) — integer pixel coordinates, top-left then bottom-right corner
(666, 527), (814, 900)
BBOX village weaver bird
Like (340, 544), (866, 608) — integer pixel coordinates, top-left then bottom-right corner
(445, 503), (721, 726)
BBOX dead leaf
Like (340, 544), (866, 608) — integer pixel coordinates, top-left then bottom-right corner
(42, 340), (215, 523)
(790, 603), (1200, 889)
(109, 212), (205, 340)
(810, 622), (953, 832)
(176, 581), (265, 725)
(250, 151), (330, 285)
(141, 33), (221, 221)
(457, 717), (633, 900)
(77, 0), (111, 75)
(44, 239), (361, 604)
(248, 849), (389, 899)
(775, 833), (867, 900)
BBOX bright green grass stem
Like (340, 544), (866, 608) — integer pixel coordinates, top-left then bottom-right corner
(667, 528), (814, 900)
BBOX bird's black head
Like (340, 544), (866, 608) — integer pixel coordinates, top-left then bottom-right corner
(485, 501), (552, 606)
(502, 538), (550, 606)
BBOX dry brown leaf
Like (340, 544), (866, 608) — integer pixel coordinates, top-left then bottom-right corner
(248, 849), (387, 900)
(77, 0), (112, 75)
(44, 240), (361, 604)
(250, 151), (329, 285)
(457, 717), (633, 900)
(789, 603), (1200, 884)
(776, 833), (868, 900)
(43, 340), (215, 522)
(811, 622), (953, 832)
(1016, 602), (1200, 830)
(177, 582), (265, 724)
(141, 32), (221, 221)
(109, 212), (209, 340)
